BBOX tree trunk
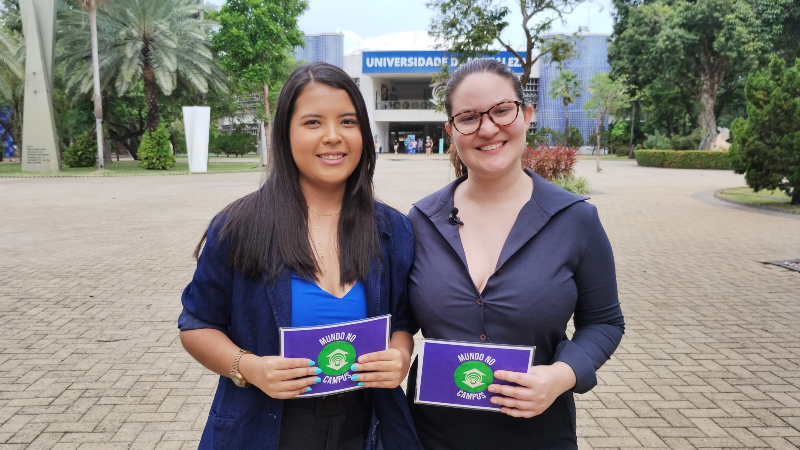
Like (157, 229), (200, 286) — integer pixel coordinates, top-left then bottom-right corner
(142, 49), (160, 133)
(101, 89), (111, 162)
(792, 189), (799, 205)
(697, 51), (725, 150)
(628, 100), (636, 159)
(563, 99), (569, 146)
(262, 82), (271, 167)
(596, 125), (602, 173)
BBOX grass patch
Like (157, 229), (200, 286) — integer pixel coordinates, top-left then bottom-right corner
(718, 187), (800, 214)
(0, 160), (262, 177)
(579, 154), (633, 161)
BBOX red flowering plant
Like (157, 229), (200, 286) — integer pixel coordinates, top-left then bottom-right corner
(520, 144), (579, 181)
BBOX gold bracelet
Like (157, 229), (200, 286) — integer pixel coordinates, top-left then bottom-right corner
(230, 349), (252, 388)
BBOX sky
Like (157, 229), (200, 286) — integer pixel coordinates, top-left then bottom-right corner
(203, 0), (615, 54)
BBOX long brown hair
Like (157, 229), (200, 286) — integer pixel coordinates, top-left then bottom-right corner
(444, 58), (527, 177)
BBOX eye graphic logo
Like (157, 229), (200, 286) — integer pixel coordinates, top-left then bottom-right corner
(318, 341), (357, 376)
(453, 361), (493, 393)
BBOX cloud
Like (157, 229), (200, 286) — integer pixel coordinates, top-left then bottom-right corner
(343, 30), (439, 55)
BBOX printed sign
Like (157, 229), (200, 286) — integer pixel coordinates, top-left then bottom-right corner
(280, 315), (390, 397)
(415, 339), (534, 411)
(362, 51), (525, 74)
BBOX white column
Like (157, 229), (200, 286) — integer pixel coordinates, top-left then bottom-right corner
(183, 107), (210, 172)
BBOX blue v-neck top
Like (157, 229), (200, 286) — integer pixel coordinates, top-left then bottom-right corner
(290, 272), (367, 327)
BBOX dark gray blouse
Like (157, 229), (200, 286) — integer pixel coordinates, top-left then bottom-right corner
(407, 170), (624, 393)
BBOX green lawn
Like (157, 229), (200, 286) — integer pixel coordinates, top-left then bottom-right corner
(0, 160), (262, 177)
(718, 187), (799, 213)
(579, 154), (634, 161)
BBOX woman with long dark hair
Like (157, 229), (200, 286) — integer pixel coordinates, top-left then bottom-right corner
(179, 62), (422, 450)
(406, 58), (625, 449)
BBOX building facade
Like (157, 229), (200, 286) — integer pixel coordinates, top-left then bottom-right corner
(538, 34), (612, 147)
(295, 33), (344, 68)
(344, 34), (610, 155)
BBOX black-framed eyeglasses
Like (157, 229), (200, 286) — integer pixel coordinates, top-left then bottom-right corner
(449, 101), (523, 135)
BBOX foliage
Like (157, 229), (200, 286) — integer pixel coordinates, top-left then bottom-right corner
(0, 160), (262, 177)
(137, 123), (175, 169)
(643, 131), (672, 150)
(551, 175), (590, 195)
(528, 126), (583, 148)
(59, 0), (228, 132)
(0, 0), (20, 33)
(520, 144), (578, 180)
(583, 73), (632, 164)
(608, 0), (792, 149)
(729, 56), (800, 204)
(635, 150), (732, 170)
(210, 124), (257, 157)
(669, 130), (702, 151)
(426, 0), (584, 87)
(210, 0), (308, 123)
(608, 121), (630, 155)
(549, 69), (581, 138)
(0, 24), (23, 160)
(62, 131), (98, 167)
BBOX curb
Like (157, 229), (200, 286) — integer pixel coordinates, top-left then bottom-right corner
(714, 189), (799, 215)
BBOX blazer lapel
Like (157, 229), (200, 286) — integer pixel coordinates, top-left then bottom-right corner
(264, 270), (292, 328)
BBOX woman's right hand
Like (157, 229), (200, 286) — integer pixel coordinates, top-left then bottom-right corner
(239, 355), (321, 399)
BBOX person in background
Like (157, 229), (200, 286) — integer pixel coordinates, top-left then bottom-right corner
(405, 58), (624, 449)
(374, 136), (381, 160)
(179, 62), (422, 450)
(416, 137), (423, 155)
(425, 137), (433, 155)
(393, 139), (399, 154)
(407, 137), (416, 155)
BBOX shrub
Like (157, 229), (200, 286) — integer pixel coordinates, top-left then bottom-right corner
(643, 131), (671, 150)
(669, 130), (702, 150)
(62, 131), (97, 168)
(527, 126), (583, 149)
(138, 123), (176, 170)
(520, 144), (578, 180)
(210, 125), (256, 157)
(635, 150), (732, 170)
(609, 122), (630, 155)
(551, 175), (590, 195)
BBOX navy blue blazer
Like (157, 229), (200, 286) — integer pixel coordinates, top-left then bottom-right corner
(180, 202), (423, 450)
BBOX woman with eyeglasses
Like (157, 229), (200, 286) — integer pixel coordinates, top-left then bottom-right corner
(405, 58), (625, 449)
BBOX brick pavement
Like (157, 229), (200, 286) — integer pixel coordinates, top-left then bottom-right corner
(0, 157), (798, 449)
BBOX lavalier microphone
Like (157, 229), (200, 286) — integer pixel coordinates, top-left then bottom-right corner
(448, 207), (464, 226)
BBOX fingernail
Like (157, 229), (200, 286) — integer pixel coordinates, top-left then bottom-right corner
(351, 375), (358, 381)
(308, 360), (315, 366)
(314, 368), (322, 374)
(314, 377), (321, 383)
(305, 387), (312, 392)
(350, 364), (358, 371)
(358, 382), (364, 386)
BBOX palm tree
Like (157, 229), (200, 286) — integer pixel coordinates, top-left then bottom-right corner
(548, 69), (581, 145)
(81, 0), (105, 170)
(60, 0), (227, 133)
(0, 25), (24, 163)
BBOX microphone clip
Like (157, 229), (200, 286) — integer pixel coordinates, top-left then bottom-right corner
(448, 207), (464, 226)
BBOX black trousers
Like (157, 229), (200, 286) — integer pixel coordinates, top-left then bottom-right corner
(279, 389), (372, 450)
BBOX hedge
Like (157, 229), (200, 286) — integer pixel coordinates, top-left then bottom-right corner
(635, 150), (732, 170)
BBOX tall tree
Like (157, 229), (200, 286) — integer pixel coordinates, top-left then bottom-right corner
(81, 0), (104, 170)
(609, 0), (791, 150)
(729, 56), (800, 205)
(60, 0), (228, 133)
(548, 69), (581, 143)
(583, 73), (631, 172)
(427, 0), (584, 87)
(209, 0), (308, 166)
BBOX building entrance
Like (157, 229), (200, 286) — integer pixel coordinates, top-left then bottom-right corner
(387, 122), (448, 154)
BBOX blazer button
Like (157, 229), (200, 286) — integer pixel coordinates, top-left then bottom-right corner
(476, 298), (482, 306)
(479, 334), (487, 341)
(495, 269), (503, 276)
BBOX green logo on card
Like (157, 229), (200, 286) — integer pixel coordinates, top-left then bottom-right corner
(454, 361), (493, 393)
(318, 341), (356, 376)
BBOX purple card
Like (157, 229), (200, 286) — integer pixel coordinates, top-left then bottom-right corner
(280, 315), (390, 397)
(415, 339), (535, 411)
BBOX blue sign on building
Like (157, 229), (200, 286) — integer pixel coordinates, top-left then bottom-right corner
(362, 51), (524, 74)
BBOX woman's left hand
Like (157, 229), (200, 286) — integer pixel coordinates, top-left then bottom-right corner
(350, 331), (413, 389)
(488, 362), (577, 418)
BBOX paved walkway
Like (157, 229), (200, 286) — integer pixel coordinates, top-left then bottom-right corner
(0, 159), (798, 449)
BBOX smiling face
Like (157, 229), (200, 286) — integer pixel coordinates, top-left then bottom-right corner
(289, 82), (363, 192)
(446, 72), (533, 179)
